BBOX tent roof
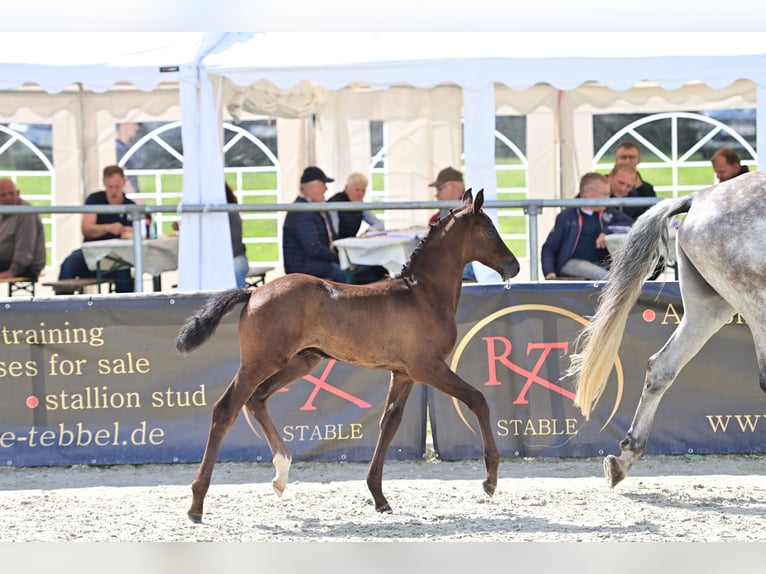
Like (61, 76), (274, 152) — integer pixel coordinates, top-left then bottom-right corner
(205, 32), (766, 91)
(0, 32), (208, 92)
(3, 32), (765, 94)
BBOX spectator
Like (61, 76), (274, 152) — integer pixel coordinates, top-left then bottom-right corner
(282, 166), (347, 283)
(428, 166), (476, 282)
(615, 140), (656, 202)
(327, 172), (386, 284)
(0, 179), (46, 280)
(541, 172), (634, 280)
(57, 165), (135, 293)
(608, 162), (652, 220)
(225, 182), (249, 289)
(711, 147), (750, 182)
(610, 163), (666, 279)
(428, 166), (465, 225)
(327, 172), (384, 237)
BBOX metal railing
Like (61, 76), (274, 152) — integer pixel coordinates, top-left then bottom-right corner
(1, 196), (664, 289)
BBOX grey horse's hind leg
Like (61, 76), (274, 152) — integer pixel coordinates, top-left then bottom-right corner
(606, 260), (734, 487)
(743, 322), (766, 395)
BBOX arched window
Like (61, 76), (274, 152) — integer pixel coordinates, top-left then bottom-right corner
(593, 110), (757, 198)
(117, 120), (281, 266)
(0, 123), (55, 268)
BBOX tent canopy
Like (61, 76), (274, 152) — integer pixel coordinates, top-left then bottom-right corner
(205, 32), (766, 91)
(1, 32), (764, 288)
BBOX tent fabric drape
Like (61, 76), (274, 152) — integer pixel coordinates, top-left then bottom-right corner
(1, 32), (765, 287)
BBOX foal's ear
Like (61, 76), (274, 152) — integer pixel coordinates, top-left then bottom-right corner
(473, 188), (484, 211)
(461, 188), (474, 209)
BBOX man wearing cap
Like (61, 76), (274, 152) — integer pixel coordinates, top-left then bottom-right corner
(428, 166), (476, 282)
(428, 166), (465, 225)
(282, 166), (347, 283)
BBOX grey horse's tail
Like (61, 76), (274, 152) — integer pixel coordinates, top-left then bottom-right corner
(567, 195), (694, 420)
(176, 288), (251, 355)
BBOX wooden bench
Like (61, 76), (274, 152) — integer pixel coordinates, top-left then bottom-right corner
(42, 277), (115, 295)
(245, 265), (274, 288)
(0, 276), (37, 297)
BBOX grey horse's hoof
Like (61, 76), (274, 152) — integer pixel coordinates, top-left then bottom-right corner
(603, 455), (627, 488)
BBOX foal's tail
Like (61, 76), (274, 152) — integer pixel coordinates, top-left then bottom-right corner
(176, 288), (251, 355)
(567, 195), (694, 420)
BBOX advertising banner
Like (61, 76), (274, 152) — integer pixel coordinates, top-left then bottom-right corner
(430, 283), (766, 460)
(0, 294), (426, 467)
(2, 282), (765, 467)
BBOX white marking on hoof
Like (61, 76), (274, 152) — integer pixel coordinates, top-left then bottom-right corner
(272, 453), (291, 498)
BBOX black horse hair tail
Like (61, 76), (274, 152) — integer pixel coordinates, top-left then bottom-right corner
(175, 288), (251, 355)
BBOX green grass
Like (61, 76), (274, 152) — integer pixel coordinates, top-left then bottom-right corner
(496, 170), (527, 188)
(16, 176), (51, 196)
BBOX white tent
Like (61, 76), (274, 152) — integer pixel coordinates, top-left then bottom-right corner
(0, 32), (244, 291)
(202, 32), (766, 279)
(205, 33), (766, 193)
(1, 32), (765, 287)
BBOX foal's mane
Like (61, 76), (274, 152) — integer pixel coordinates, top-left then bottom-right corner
(395, 204), (467, 281)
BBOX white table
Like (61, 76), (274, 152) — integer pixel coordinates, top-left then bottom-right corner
(81, 236), (179, 291)
(333, 232), (425, 276)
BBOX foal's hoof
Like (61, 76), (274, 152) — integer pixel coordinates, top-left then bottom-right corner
(376, 503), (393, 514)
(187, 511), (203, 524)
(482, 481), (496, 497)
(272, 481), (286, 498)
(603, 455), (626, 488)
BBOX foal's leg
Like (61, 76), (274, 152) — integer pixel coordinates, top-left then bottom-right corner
(245, 352), (323, 498)
(366, 371), (414, 513)
(413, 361), (500, 497)
(605, 267), (734, 487)
(188, 360), (281, 523)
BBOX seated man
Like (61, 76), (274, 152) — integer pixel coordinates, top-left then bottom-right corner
(282, 166), (347, 283)
(428, 166), (477, 282)
(541, 172), (634, 281)
(711, 147), (750, 182)
(609, 162), (656, 220)
(57, 165), (135, 293)
(0, 179), (46, 280)
(615, 140), (656, 204)
(610, 162), (665, 279)
(327, 172), (387, 284)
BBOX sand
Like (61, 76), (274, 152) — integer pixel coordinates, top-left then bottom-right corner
(2, 453), (765, 542)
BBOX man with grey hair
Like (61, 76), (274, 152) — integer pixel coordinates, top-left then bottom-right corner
(327, 172), (386, 283)
(327, 172), (384, 239)
(0, 178), (46, 280)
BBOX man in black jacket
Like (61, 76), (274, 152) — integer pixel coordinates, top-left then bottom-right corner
(282, 166), (347, 282)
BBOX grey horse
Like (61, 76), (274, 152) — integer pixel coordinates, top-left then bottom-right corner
(567, 170), (766, 487)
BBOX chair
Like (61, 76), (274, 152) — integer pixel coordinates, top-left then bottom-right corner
(0, 276), (37, 297)
(245, 265), (274, 288)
